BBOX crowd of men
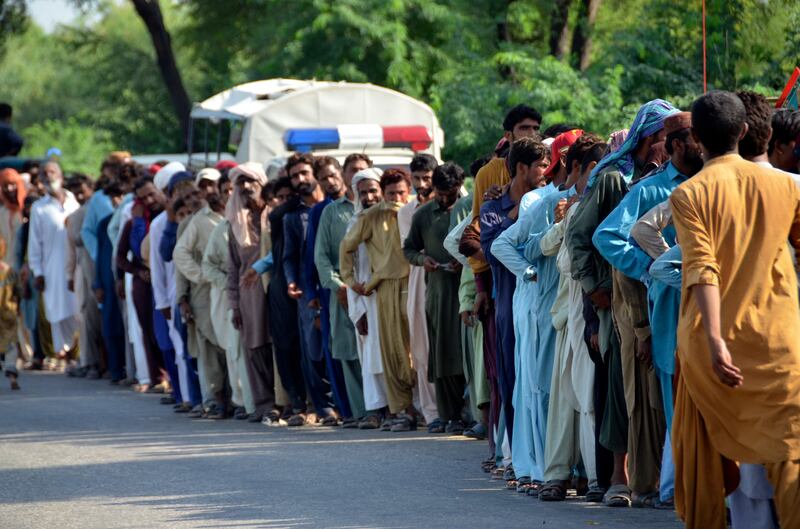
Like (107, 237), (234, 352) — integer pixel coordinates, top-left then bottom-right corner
(1, 89), (799, 529)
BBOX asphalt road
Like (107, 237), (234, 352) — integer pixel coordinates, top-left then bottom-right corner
(0, 372), (685, 529)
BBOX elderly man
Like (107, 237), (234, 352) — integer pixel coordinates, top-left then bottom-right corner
(173, 172), (230, 419)
(397, 153), (440, 429)
(226, 163), (278, 424)
(338, 168), (390, 429)
(404, 163), (468, 434)
(64, 174), (104, 378)
(341, 168), (417, 430)
(28, 161), (80, 361)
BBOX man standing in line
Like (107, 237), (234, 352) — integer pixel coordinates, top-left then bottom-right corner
(64, 174), (103, 378)
(397, 153), (440, 430)
(28, 161), (79, 362)
(404, 163), (467, 434)
(671, 90), (800, 529)
(283, 153), (337, 426)
(314, 154), (373, 426)
(173, 173), (231, 419)
(340, 169), (417, 430)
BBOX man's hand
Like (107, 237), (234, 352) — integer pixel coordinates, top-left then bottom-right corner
(554, 199), (568, 223)
(115, 279), (125, 300)
(159, 307), (172, 321)
(287, 282), (303, 300)
(136, 269), (151, 283)
(94, 288), (104, 304)
(232, 308), (243, 330)
(508, 202), (520, 221)
(589, 287), (612, 310)
(67, 279), (75, 292)
(34, 276), (45, 292)
(356, 314), (368, 336)
(165, 199), (177, 223)
(448, 259), (462, 273)
(179, 300), (194, 322)
(19, 265), (29, 284)
(423, 256), (439, 273)
(483, 184), (503, 202)
(710, 337), (743, 387)
(473, 291), (489, 319)
(242, 268), (260, 288)
(336, 285), (349, 310)
(131, 202), (145, 218)
(460, 311), (475, 327)
(307, 298), (321, 310)
(352, 283), (368, 296)
(636, 336), (652, 366)
(589, 333), (600, 352)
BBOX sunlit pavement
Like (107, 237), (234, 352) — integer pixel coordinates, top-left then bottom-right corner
(0, 372), (684, 529)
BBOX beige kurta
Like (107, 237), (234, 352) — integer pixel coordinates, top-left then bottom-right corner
(670, 154), (800, 529)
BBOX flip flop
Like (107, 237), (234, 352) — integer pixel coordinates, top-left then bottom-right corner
(632, 491), (660, 508)
(603, 484), (632, 507)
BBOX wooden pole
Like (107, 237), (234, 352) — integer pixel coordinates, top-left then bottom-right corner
(702, 0), (708, 92)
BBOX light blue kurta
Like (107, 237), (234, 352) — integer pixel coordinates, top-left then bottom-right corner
(490, 183), (556, 481)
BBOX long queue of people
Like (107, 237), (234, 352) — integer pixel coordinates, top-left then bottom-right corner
(1, 89), (800, 529)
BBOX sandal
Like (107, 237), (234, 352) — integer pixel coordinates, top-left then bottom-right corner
(632, 490), (660, 508)
(427, 418), (444, 434)
(515, 476), (533, 493)
(320, 415), (339, 427)
(539, 480), (568, 502)
(654, 497), (675, 510)
(358, 415), (380, 430)
(463, 423), (488, 440)
(390, 414), (417, 432)
(585, 485), (607, 503)
(287, 413), (307, 427)
(603, 484), (632, 507)
(525, 480), (543, 497)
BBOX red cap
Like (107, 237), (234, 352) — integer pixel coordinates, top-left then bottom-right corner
(215, 160), (237, 171)
(148, 163), (163, 177)
(544, 129), (584, 176)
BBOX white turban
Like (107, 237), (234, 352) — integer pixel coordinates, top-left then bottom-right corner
(195, 167), (221, 185)
(225, 162), (268, 247)
(154, 161), (186, 191)
(351, 167), (383, 213)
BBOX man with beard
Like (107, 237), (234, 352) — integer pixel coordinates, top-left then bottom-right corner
(404, 163), (467, 434)
(768, 109), (800, 175)
(174, 170), (231, 419)
(116, 176), (168, 392)
(338, 168), (390, 429)
(64, 174), (104, 379)
(283, 153), (337, 426)
(202, 172), (257, 421)
(593, 112), (702, 509)
(397, 153), (440, 430)
(566, 100), (678, 508)
(28, 161), (80, 363)
(341, 168), (416, 430)
(310, 155), (372, 426)
(226, 163), (278, 424)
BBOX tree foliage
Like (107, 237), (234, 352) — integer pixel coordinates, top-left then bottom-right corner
(1, 0), (798, 174)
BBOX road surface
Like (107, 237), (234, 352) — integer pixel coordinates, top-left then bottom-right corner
(0, 372), (684, 529)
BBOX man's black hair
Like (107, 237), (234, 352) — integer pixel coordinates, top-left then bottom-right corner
(581, 143), (608, 174)
(261, 181), (275, 201)
(21, 160), (40, 173)
(0, 103), (12, 120)
(508, 137), (549, 178)
(564, 133), (602, 172)
(543, 124), (577, 139)
(409, 153), (438, 173)
(769, 109), (800, 155)
(665, 129), (692, 156)
(133, 175), (155, 192)
(273, 176), (293, 193)
(502, 104), (542, 132)
(218, 172), (230, 187)
(691, 91), (747, 156)
(432, 162), (465, 190)
(104, 181), (124, 198)
(469, 156), (491, 178)
(65, 173), (93, 191)
(737, 91), (772, 159)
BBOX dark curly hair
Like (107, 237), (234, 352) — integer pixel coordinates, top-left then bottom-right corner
(737, 91), (773, 159)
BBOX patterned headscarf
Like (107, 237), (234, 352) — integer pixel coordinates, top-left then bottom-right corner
(351, 167), (383, 214)
(588, 99), (679, 188)
(225, 162), (268, 247)
(0, 168), (26, 212)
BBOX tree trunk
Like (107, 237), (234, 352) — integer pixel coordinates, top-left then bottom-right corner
(130, 0), (192, 147)
(571, 0), (602, 71)
(549, 0), (573, 60)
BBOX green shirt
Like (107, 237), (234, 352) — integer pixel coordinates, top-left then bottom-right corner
(314, 196), (355, 291)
